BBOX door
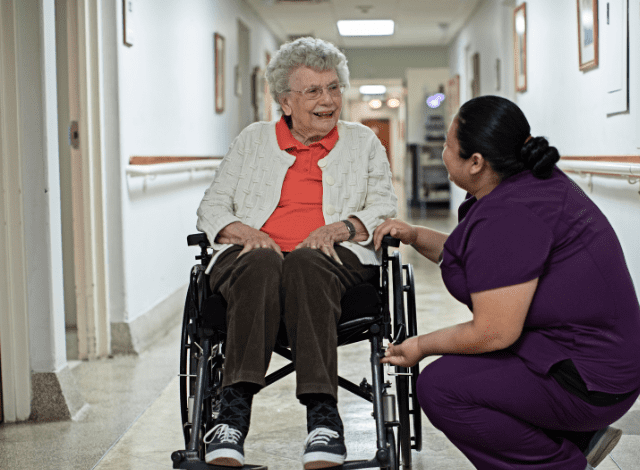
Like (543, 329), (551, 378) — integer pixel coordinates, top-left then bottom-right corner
(361, 119), (392, 168)
(55, 0), (110, 360)
(237, 21), (251, 130)
(55, 0), (79, 360)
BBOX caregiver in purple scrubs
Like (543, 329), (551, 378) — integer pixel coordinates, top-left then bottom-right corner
(373, 95), (640, 470)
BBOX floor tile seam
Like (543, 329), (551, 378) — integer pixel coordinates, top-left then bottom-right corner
(89, 376), (179, 470)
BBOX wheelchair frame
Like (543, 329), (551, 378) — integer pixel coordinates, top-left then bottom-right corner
(171, 234), (422, 470)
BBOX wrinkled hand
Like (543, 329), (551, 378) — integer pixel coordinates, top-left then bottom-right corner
(295, 223), (348, 265)
(217, 224), (283, 259)
(380, 336), (423, 368)
(373, 219), (417, 251)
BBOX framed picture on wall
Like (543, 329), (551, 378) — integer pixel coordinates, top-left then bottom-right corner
(252, 66), (265, 122)
(471, 53), (480, 98)
(577, 0), (598, 71)
(446, 74), (460, 123)
(264, 52), (273, 121)
(214, 33), (225, 113)
(513, 3), (527, 92)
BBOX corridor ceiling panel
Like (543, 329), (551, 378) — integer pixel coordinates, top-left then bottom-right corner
(246, 0), (482, 47)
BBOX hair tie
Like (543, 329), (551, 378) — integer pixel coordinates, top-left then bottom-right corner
(524, 135), (533, 144)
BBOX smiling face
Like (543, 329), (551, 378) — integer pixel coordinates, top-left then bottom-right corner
(279, 66), (342, 145)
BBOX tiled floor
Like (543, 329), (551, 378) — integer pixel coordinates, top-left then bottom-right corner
(1, 210), (639, 469)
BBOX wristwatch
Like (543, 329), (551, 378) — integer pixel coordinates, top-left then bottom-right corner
(341, 219), (356, 241)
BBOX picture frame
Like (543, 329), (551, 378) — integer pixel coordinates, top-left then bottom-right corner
(234, 65), (242, 97)
(471, 52), (480, 98)
(264, 52), (273, 122)
(577, 0), (598, 71)
(214, 33), (225, 113)
(446, 75), (460, 123)
(513, 3), (527, 92)
(251, 66), (265, 122)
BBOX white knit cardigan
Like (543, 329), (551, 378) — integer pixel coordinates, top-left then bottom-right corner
(196, 120), (398, 271)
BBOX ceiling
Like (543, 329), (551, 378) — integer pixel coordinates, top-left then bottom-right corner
(245, 0), (482, 48)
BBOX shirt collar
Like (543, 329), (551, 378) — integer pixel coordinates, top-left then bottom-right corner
(275, 115), (339, 151)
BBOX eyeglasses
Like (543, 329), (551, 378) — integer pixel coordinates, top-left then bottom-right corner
(288, 83), (346, 100)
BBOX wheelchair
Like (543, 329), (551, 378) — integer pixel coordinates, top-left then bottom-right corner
(171, 233), (422, 470)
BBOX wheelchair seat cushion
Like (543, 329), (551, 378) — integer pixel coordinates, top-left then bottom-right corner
(198, 282), (380, 336)
(339, 282), (380, 324)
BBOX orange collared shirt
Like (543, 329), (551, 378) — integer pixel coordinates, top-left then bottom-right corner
(260, 116), (339, 252)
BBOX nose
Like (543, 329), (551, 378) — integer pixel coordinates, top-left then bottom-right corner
(318, 87), (335, 103)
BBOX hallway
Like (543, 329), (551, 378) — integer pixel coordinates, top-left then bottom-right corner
(2, 212), (638, 469)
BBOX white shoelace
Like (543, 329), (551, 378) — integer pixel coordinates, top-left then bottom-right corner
(203, 423), (243, 445)
(304, 427), (339, 447)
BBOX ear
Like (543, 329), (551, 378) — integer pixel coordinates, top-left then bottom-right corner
(468, 152), (488, 176)
(279, 94), (292, 116)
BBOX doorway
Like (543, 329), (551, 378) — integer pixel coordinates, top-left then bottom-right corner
(237, 20), (251, 130)
(361, 118), (391, 167)
(1, 343), (3, 423)
(55, 0), (79, 360)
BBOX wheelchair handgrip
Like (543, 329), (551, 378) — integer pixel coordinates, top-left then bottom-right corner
(188, 232), (401, 248)
(187, 232), (210, 247)
(381, 235), (401, 247)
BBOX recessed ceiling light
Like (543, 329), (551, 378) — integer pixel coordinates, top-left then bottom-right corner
(387, 98), (400, 108)
(359, 85), (387, 95)
(369, 99), (383, 109)
(337, 20), (394, 37)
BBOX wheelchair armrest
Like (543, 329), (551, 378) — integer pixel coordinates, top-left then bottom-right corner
(381, 235), (400, 248)
(187, 232), (210, 247)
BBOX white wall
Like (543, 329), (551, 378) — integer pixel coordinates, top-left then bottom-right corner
(115, 0), (280, 323)
(517, 0), (639, 155)
(448, 0), (640, 288)
(19, 0), (67, 373)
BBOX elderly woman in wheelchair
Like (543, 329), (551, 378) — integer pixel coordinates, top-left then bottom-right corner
(194, 37), (397, 468)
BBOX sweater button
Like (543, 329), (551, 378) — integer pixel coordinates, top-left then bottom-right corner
(325, 175), (335, 186)
(318, 159), (327, 168)
(326, 204), (335, 215)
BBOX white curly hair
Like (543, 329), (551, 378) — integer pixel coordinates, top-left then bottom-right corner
(266, 37), (350, 112)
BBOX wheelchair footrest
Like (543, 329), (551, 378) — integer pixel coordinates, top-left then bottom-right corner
(173, 461), (267, 470)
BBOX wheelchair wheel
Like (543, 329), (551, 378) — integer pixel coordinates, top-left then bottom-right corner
(390, 252), (413, 468)
(396, 374), (412, 467)
(179, 265), (224, 459)
(404, 264), (422, 452)
(385, 428), (399, 470)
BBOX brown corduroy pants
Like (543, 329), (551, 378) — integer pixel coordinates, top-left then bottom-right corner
(208, 245), (377, 400)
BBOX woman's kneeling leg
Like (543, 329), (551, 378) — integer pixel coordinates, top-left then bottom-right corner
(417, 352), (599, 470)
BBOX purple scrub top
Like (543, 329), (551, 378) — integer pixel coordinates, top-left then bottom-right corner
(441, 167), (640, 395)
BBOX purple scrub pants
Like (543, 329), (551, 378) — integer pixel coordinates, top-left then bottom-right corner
(417, 351), (639, 469)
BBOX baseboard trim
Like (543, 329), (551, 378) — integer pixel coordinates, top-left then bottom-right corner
(111, 285), (186, 355)
(29, 367), (86, 422)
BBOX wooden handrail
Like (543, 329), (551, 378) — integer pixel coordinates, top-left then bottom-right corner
(129, 156), (222, 165)
(125, 157), (223, 178)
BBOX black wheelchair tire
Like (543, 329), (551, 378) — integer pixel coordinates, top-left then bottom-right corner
(386, 428), (399, 470)
(396, 373), (412, 468)
(179, 281), (195, 448)
(404, 264), (423, 452)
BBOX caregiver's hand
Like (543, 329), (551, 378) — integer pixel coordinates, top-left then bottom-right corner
(373, 219), (417, 251)
(380, 336), (423, 368)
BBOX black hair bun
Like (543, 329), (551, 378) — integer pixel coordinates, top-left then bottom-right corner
(521, 136), (560, 179)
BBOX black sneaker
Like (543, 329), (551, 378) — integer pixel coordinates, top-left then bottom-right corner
(204, 423), (246, 467)
(302, 426), (347, 469)
(584, 426), (622, 468)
